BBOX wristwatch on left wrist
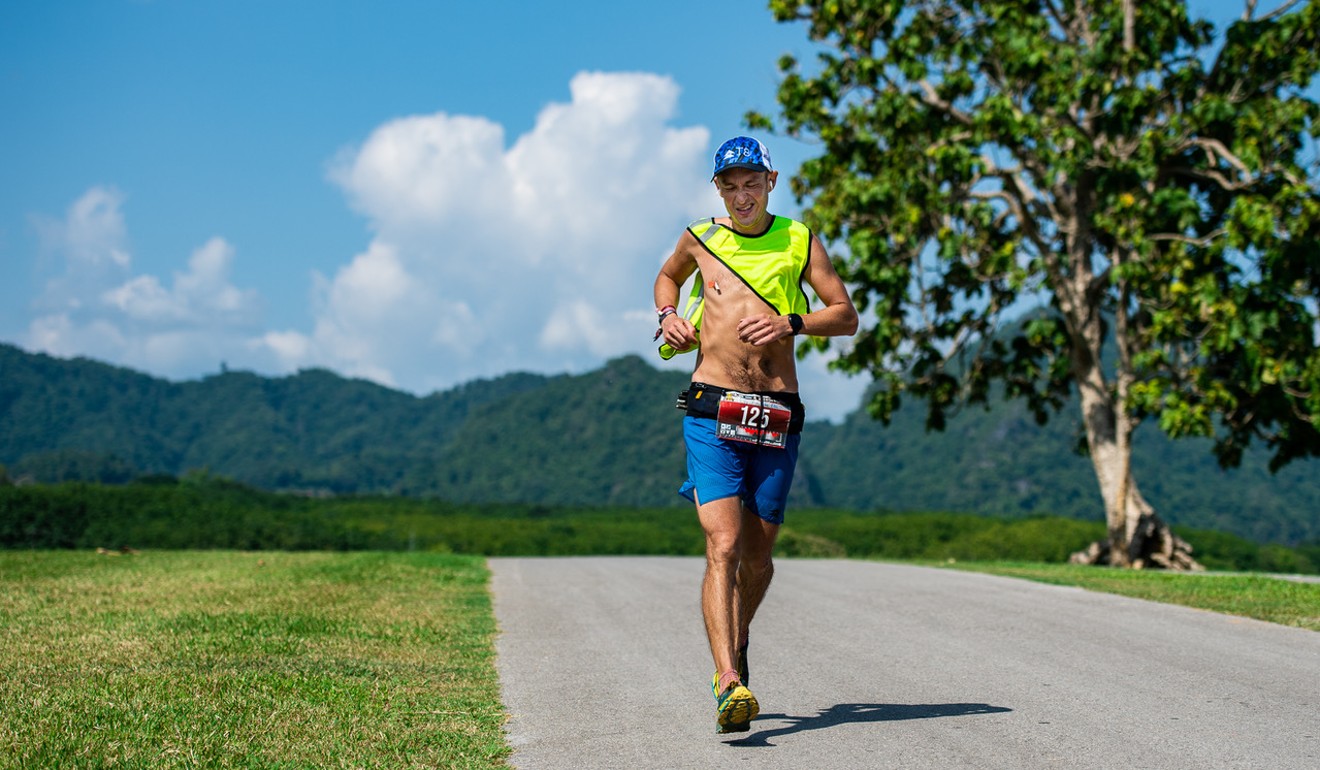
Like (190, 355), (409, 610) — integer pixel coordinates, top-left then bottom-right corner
(787, 313), (804, 336)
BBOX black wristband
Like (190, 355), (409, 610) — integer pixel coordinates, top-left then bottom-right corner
(788, 313), (804, 335)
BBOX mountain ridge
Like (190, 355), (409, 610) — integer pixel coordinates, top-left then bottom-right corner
(2, 342), (1316, 545)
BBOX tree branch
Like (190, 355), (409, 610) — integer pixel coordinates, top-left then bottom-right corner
(1148, 230), (1228, 247)
(916, 79), (974, 125)
(1122, 0), (1135, 53)
(1250, 0), (1304, 22)
(1042, 0), (1069, 36)
(1187, 137), (1253, 178)
(978, 157), (1057, 256)
(1167, 166), (1253, 192)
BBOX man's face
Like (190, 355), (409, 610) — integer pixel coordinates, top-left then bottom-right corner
(715, 167), (777, 232)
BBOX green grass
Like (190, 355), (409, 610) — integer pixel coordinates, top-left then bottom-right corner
(4, 550), (1315, 770)
(942, 561), (1320, 631)
(0, 550), (509, 770)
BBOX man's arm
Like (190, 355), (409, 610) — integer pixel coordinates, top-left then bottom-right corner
(654, 235), (700, 351)
(736, 235), (858, 345)
(798, 234), (859, 336)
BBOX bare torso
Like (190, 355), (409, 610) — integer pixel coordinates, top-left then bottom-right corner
(687, 219), (799, 393)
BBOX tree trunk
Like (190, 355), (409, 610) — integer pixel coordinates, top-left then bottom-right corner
(1042, 158), (1201, 570)
(1065, 330), (1203, 570)
(1051, 243), (1202, 570)
(1066, 424), (1203, 570)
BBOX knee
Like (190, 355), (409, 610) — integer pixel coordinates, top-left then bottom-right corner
(739, 551), (773, 579)
(705, 533), (740, 566)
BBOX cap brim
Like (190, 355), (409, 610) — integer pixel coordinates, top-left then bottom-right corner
(711, 162), (770, 180)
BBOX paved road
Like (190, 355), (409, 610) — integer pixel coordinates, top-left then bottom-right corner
(490, 557), (1318, 769)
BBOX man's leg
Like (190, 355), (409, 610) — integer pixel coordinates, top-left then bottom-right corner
(698, 493), (762, 732)
(698, 500), (781, 667)
(697, 493), (744, 680)
(733, 505), (779, 670)
(698, 500), (782, 677)
(731, 434), (795, 683)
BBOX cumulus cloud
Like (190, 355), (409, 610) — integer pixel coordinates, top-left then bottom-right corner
(35, 185), (131, 270)
(30, 186), (132, 315)
(268, 71), (715, 390)
(14, 72), (869, 419)
(102, 237), (257, 324)
(24, 187), (266, 377)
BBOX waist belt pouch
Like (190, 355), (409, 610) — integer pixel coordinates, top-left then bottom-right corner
(682, 382), (805, 434)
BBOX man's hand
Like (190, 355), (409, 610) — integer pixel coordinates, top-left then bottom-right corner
(736, 314), (793, 346)
(661, 314), (699, 351)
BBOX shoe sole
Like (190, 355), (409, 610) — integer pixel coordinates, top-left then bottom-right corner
(716, 685), (759, 733)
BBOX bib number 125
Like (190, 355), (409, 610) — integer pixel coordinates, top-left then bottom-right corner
(715, 392), (791, 448)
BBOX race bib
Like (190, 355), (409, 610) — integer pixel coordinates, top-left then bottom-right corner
(715, 392), (792, 449)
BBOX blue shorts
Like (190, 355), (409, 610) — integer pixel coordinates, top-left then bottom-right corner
(679, 416), (801, 525)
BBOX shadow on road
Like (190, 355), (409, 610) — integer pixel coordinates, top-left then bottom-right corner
(727, 702), (1013, 747)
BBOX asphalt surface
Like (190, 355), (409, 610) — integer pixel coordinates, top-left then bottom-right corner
(490, 557), (1319, 769)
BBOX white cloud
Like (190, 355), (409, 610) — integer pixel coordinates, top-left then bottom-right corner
(34, 185), (131, 270)
(24, 188), (267, 378)
(30, 186), (132, 315)
(15, 73), (867, 421)
(330, 113), (508, 234)
(293, 242), (442, 386)
(27, 313), (126, 357)
(102, 237), (257, 324)
(267, 70), (715, 389)
(265, 70), (866, 419)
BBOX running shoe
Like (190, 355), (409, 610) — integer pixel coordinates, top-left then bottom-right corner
(712, 673), (759, 733)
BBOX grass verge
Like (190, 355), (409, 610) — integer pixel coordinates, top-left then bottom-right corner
(942, 561), (1320, 631)
(0, 550), (509, 770)
(5, 550), (1313, 770)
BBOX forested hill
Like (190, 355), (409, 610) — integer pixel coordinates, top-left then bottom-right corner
(2, 342), (1316, 545)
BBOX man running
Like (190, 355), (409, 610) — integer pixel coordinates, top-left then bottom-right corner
(652, 136), (859, 733)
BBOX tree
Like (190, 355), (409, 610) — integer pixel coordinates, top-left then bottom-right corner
(753, 0), (1320, 568)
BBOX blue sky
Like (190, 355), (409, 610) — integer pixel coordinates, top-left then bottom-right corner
(0, 0), (1286, 422)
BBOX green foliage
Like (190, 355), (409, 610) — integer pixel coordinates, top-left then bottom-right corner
(12, 449), (137, 484)
(1, 478), (1313, 573)
(802, 383), (1320, 546)
(2, 343), (1317, 546)
(761, 0), (1320, 428)
(755, 1), (1320, 545)
(420, 354), (690, 506)
(0, 343), (548, 495)
(0, 477), (707, 556)
(783, 510), (1105, 563)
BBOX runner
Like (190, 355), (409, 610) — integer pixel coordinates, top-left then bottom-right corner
(652, 136), (859, 733)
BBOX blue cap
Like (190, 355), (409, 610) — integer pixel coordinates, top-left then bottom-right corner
(711, 136), (773, 179)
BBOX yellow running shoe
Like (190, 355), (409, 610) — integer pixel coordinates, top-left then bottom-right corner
(712, 673), (759, 734)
